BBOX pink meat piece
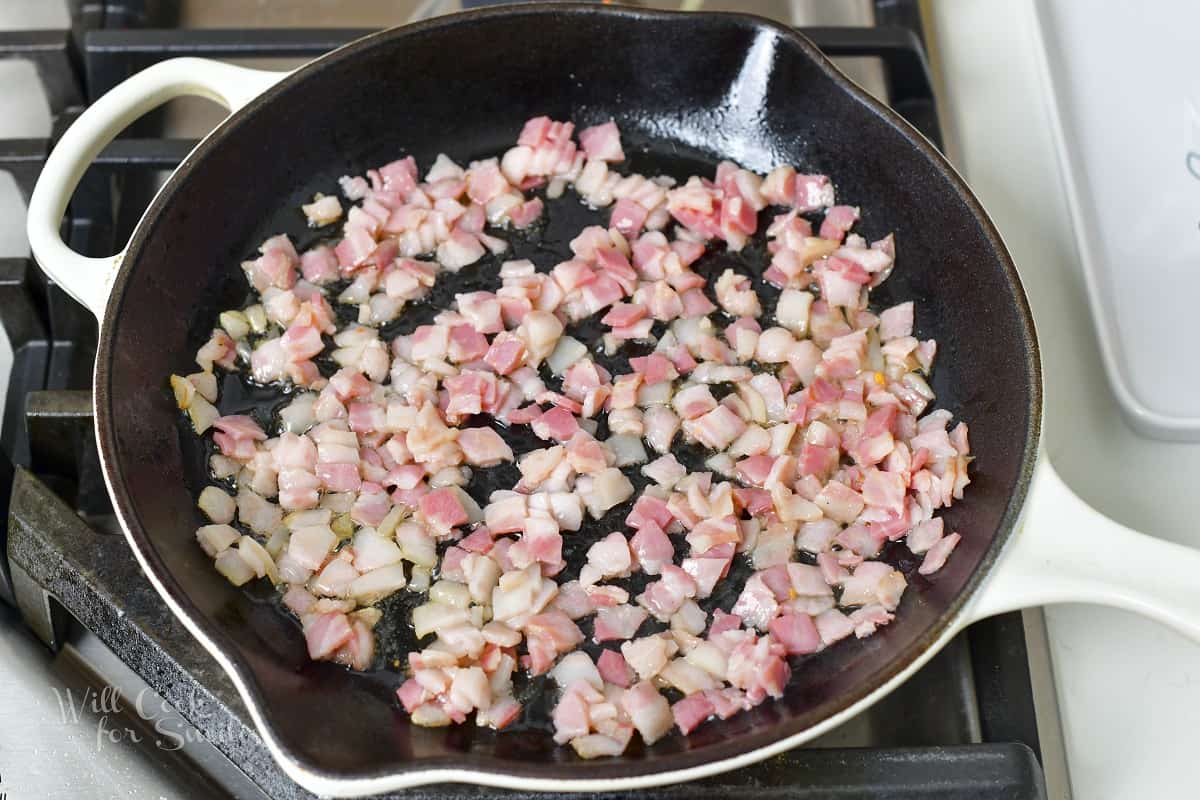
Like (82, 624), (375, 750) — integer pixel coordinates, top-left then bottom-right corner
(609, 319), (654, 342)
(391, 484), (430, 510)
(467, 159), (509, 205)
(610, 198), (648, 237)
(757, 565), (793, 601)
(387, 463), (426, 491)
(420, 488), (469, 534)
(727, 636), (790, 702)
(511, 516), (563, 569)
(440, 545), (469, 582)
(597, 649), (636, 688)
(484, 334), (527, 376)
(254, 249), (298, 291)
(679, 288), (717, 318)
(566, 434), (609, 475)
(509, 197), (544, 229)
(673, 384), (717, 420)
(279, 319), (326, 362)
(316, 462), (362, 493)
(212, 414), (266, 442)
(688, 405), (747, 450)
(864, 405), (899, 439)
(458, 427), (515, 466)
(485, 696), (522, 730)
(818, 205), (860, 242)
(732, 487), (773, 516)
(305, 612), (354, 660)
(553, 259), (597, 293)
(626, 494), (674, 530)
(681, 555), (730, 599)
(562, 360), (610, 400)
(278, 468), (321, 510)
(456, 291), (504, 334)
(769, 613), (822, 655)
(330, 368), (372, 400)
(484, 494), (527, 535)
(531, 406), (581, 442)
(906, 517), (944, 554)
(580, 274), (625, 314)
(600, 302), (648, 328)
(841, 561), (906, 611)
(593, 605), (649, 643)
(518, 116), (554, 147)
(448, 324), (490, 363)
(879, 301), (914, 341)
(817, 552), (849, 586)
(628, 354), (677, 385)
(523, 612), (585, 676)
(861, 468), (907, 517)
(815, 480), (865, 524)
(797, 443), (835, 478)
(444, 370), (498, 417)
(273, 432), (317, 470)
(553, 580), (596, 620)
(351, 483), (392, 527)
(629, 522), (673, 576)
(792, 174), (835, 211)
(299, 245), (339, 284)
(332, 619), (376, 671)
(595, 248), (638, 290)
(379, 156), (418, 195)
(835, 524), (886, 558)
(213, 434), (256, 464)
(731, 572), (779, 630)
(397, 678), (429, 713)
(348, 401), (386, 433)
(538, 391), (583, 415)
(709, 609), (743, 638)
(335, 226), (377, 271)
(551, 683), (594, 744)
(705, 687), (753, 720)
(609, 374), (641, 409)
(637, 566), (697, 621)
(869, 514), (911, 543)
(814, 609), (854, 646)
(686, 516), (740, 554)
(735, 455), (774, 487)
(672, 693), (715, 735)
(918, 532), (961, 575)
(458, 527), (494, 554)
(579, 121), (625, 162)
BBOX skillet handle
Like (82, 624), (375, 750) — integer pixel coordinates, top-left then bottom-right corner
(26, 57), (287, 318)
(963, 457), (1200, 641)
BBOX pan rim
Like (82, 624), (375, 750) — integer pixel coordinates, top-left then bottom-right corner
(92, 3), (1043, 794)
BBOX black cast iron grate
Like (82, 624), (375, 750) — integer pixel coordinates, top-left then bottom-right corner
(0, 2), (1045, 798)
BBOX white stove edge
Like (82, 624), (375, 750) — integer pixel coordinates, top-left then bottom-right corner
(928, 2), (1200, 799)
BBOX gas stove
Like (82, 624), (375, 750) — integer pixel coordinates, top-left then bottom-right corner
(0, 2), (1052, 797)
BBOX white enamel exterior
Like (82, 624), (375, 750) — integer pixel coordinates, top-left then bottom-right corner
(25, 57), (286, 317)
(26, 52), (1200, 796)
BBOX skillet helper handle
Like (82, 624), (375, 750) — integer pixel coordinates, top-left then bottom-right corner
(965, 458), (1200, 641)
(26, 58), (286, 318)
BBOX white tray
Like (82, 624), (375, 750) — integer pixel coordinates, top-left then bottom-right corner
(1032, 1), (1200, 439)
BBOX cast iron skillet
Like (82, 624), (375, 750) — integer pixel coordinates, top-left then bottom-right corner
(28, 4), (1042, 794)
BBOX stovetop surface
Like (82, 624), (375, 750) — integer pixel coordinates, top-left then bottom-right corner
(0, 2), (1047, 798)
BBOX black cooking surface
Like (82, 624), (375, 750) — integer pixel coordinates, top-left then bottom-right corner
(0, 2), (1044, 798)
